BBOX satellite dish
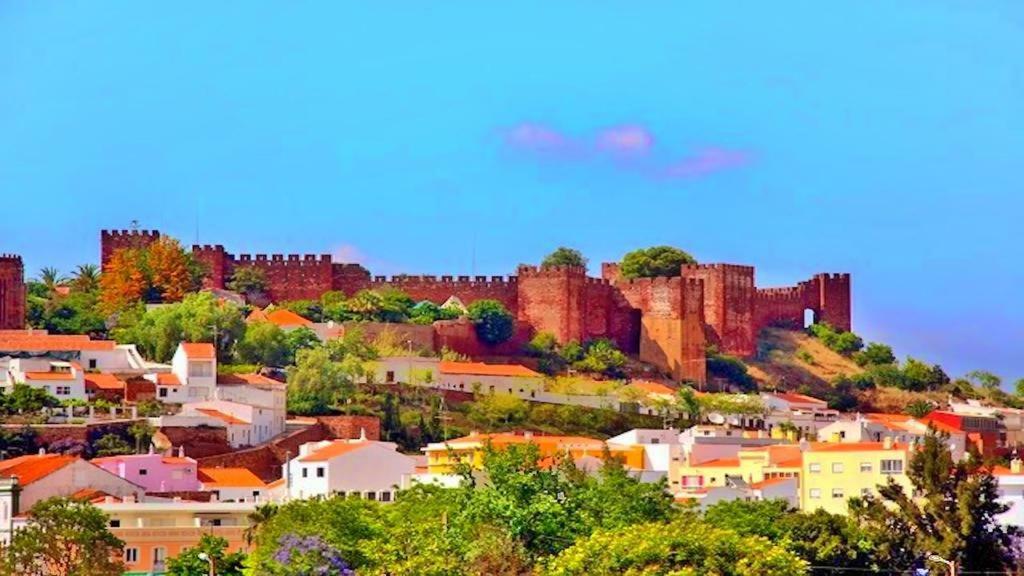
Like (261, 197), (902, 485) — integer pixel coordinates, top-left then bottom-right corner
(708, 413), (726, 425)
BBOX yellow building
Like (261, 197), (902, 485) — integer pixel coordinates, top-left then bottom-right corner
(676, 444), (801, 491)
(799, 439), (912, 515)
(424, 431), (644, 474)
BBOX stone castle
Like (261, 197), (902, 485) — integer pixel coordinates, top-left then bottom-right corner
(0, 254), (25, 331)
(100, 229), (852, 383)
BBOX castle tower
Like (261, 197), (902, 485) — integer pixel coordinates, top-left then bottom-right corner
(681, 264), (757, 356)
(191, 245), (230, 290)
(0, 254), (26, 330)
(812, 273), (851, 331)
(516, 265), (588, 344)
(100, 229), (160, 271)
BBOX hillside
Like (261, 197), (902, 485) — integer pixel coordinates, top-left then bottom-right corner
(747, 327), (863, 394)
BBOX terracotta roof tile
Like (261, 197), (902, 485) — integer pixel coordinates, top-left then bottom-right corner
(195, 408), (249, 425)
(696, 457), (741, 468)
(750, 477), (795, 489)
(180, 342), (216, 360)
(0, 454), (76, 485)
(156, 373), (181, 386)
(769, 392), (827, 405)
(216, 373), (283, 389)
(264, 309), (313, 327)
(22, 372), (76, 381)
(84, 373), (125, 391)
(810, 441), (906, 453)
(298, 440), (370, 462)
(439, 361), (540, 378)
(198, 467), (266, 488)
(0, 333), (116, 352)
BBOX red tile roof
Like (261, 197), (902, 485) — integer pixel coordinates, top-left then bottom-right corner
(750, 477), (795, 489)
(629, 381), (676, 396)
(298, 440), (370, 462)
(768, 392), (827, 405)
(216, 373), (283, 389)
(810, 441), (905, 452)
(0, 454), (76, 485)
(0, 333), (116, 352)
(84, 373), (125, 391)
(155, 373), (181, 386)
(195, 408), (249, 425)
(696, 457), (741, 468)
(439, 361), (540, 378)
(180, 342), (216, 360)
(22, 371), (76, 381)
(264, 309), (313, 327)
(198, 467), (266, 488)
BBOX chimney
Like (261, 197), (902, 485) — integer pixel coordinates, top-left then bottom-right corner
(178, 445), (185, 458)
(523, 431), (534, 440)
(883, 437), (893, 450)
(359, 427), (367, 442)
(38, 447), (46, 456)
(1012, 458), (1023, 474)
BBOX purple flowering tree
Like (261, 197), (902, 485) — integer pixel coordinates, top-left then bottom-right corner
(270, 534), (355, 576)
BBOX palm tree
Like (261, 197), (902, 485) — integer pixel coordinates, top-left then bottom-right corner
(70, 264), (100, 293)
(244, 503), (278, 546)
(37, 267), (67, 297)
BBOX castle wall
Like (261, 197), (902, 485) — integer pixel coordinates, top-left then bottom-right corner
(516, 266), (587, 343)
(101, 229), (160, 271)
(0, 255), (25, 330)
(754, 273), (852, 333)
(367, 275), (519, 311)
(682, 264), (756, 356)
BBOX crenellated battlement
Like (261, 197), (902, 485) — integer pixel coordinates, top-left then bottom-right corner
(516, 264), (587, 277)
(193, 244), (226, 253)
(815, 272), (851, 281)
(101, 229), (160, 239)
(682, 263), (755, 273)
(370, 274), (518, 287)
(0, 254), (23, 264)
(234, 253), (332, 265)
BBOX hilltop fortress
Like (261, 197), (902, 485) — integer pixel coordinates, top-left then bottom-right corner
(100, 230), (851, 383)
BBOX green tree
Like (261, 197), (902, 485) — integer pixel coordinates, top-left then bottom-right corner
(539, 519), (806, 576)
(807, 322), (863, 355)
(967, 369), (1002, 392)
(0, 384), (60, 414)
(92, 433), (133, 457)
(571, 339), (627, 378)
(541, 247), (587, 268)
(853, 342), (895, 367)
(114, 292), (245, 362)
(467, 299), (514, 345)
(1016, 378), (1024, 397)
(409, 301), (462, 325)
(226, 266), (268, 300)
(619, 246), (696, 279)
(281, 299), (324, 322)
(467, 393), (529, 428)
(244, 503), (279, 547)
(525, 331), (566, 375)
(128, 420), (155, 454)
(284, 326), (321, 364)
(286, 347), (358, 415)
(904, 399), (934, 418)
(236, 321), (289, 366)
(37, 266), (68, 297)
(69, 263), (101, 294)
(165, 534), (245, 576)
(850, 431), (1016, 573)
(706, 349), (757, 392)
(0, 497), (125, 576)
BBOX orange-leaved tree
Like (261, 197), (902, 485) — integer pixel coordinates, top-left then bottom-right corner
(100, 237), (196, 313)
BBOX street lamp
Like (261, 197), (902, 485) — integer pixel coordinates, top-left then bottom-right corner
(928, 554), (956, 576)
(197, 552), (215, 576)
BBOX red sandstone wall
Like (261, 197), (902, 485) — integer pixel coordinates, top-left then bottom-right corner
(101, 229), (160, 271)
(433, 318), (531, 356)
(754, 273), (852, 333)
(0, 255), (25, 330)
(315, 415), (381, 440)
(516, 266), (587, 343)
(331, 263), (372, 295)
(682, 264), (756, 357)
(369, 274), (519, 311)
(815, 273), (852, 331)
(192, 245), (229, 290)
(338, 322), (436, 352)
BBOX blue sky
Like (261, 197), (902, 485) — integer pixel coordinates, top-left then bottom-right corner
(2, 2), (1021, 380)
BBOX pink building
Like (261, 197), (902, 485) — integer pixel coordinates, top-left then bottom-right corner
(92, 453), (200, 493)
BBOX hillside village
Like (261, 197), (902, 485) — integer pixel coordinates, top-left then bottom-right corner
(0, 231), (1021, 574)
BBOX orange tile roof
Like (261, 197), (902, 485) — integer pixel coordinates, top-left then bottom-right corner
(810, 441), (905, 452)
(696, 457), (741, 468)
(71, 488), (111, 502)
(198, 467), (266, 488)
(264, 309), (313, 327)
(195, 408), (249, 425)
(216, 373), (283, 388)
(246, 308), (269, 322)
(769, 392), (827, 405)
(0, 454), (76, 485)
(439, 361), (540, 378)
(629, 381), (676, 396)
(155, 373), (181, 386)
(266, 477), (285, 488)
(775, 458), (803, 468)
(0, 333), (116, 352)
(161, 457), (195, 465)
(22, 371), (76, 381)
(298, 440), (370, 462)
(180, 342), (216, 359)
(84, 373), (125, 391)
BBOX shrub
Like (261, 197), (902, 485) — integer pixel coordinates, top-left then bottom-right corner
(467, 299), (514, 345)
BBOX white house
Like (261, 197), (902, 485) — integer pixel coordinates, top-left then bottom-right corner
(996, 460), (1024, 527)
(177, 400), (265, 447)
(2, 358), (88, 401)
(282, 437), (416, 502)
(760, 392), (840, 436)
(816, 413), (967, 460)
(607, 428), (681, 473)
(146, 343), (217, 403)
(0, 454), (146, 544)
(0, 330), (150, 375)
(214, 373), (287, 443)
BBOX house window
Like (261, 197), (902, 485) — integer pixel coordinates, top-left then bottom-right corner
(88, 359), (97, 369)
(159, 388), (168, 398)
(153, 547), (166, 565)
(832, 488), (844, 499)
(139, 469), (148, 476)
(809, 488), (821, 499)
(189, 361), (213, 377)
(380, 491), (392, 502)
(831, 463), (844, 473)
(881, 459), (903, 475)
(809, 463), (821, 474)
(366, 491), (377, 501)
(860, 462), (872, 473)
(386, 371), (395, 383)
(253, 490), (261, 498)
(316, 467), (325, 478)
(109, 519), (121, 528)
(302, 468), (308, 478)
(124, 548), (139, 563)
(56, 386), (70, 395)
(650, 438), (660, 444)
(211, 519), (222, 526)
